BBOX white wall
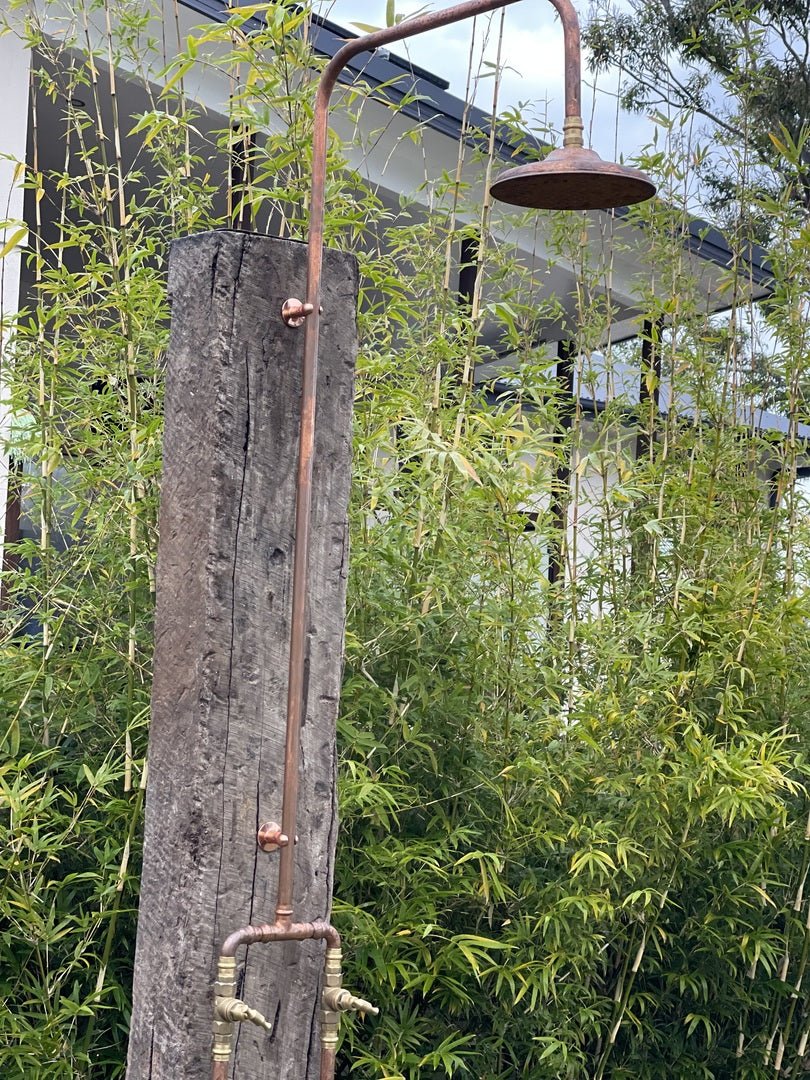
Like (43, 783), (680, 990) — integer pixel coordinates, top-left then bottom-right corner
(0, 28), (31, 544)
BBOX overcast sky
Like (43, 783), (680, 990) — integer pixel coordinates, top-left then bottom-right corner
(314, 0), (656, 161)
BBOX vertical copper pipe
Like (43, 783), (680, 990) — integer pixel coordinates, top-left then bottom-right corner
(319, 1046), (337, 1080)
(212, 1062), (228, 1080)
(269, 3), (586, 1073)
(277, 0), (585, 925)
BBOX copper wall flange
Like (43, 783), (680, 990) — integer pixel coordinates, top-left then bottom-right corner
(281, 298), (324, 327)
(257, 821), (290, 852)
(281, 298), (314, 327)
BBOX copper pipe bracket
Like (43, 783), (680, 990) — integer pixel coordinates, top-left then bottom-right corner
(257, 821), (289, 852)
(282, 298), (315, 327)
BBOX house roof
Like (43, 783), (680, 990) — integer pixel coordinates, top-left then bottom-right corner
(177, 0), (772, 294)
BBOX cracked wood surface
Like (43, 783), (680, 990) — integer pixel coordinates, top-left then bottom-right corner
(126, 231), (358, 1080)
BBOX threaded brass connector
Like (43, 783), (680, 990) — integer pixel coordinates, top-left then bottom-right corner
(214, 956), (237, 1000)
(323, 947), (342, 987)
(212, 1023), (233, 1065)
(213, 956), (237, 1063)
(320, 1010), (340, 1053)
(563, 115), (585, 148)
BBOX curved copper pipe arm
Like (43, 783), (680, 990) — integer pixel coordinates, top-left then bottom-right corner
(268, 6), (586, 1076)
(302, 0), (581, 322)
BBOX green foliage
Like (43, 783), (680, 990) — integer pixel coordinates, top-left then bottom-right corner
(333, 178), (810, 1075)
(0, 1), (808, 1078)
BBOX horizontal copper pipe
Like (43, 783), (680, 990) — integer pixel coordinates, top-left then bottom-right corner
(220, 918), (340, 958)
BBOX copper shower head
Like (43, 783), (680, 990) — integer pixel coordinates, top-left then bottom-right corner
(490, 145), (656, 211)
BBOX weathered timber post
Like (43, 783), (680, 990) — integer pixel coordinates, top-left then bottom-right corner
(127, 231), (357, 1080)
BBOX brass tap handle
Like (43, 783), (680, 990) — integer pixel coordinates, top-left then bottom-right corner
(215, 996), (273, 1032)
(322, 986), (379, 1017)
(347, 993), (379, 1017)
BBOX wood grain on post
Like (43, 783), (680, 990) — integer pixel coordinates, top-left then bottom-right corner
(127, 231), (357, 1080)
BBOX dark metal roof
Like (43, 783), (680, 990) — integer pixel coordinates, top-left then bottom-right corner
(680, 219), (771, 292)
(178, 0), (771, 290)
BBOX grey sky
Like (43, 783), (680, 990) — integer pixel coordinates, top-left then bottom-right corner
(315, 1), (656, 160)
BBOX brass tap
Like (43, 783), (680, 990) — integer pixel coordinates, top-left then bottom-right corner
(319, 947), (379, 1057)
(215, 996), (273, 1031)
(322, 987), (379, 1016)
(320, 946), (342, 1054)
(212, 955), (272, 1068)
(213, 956), (236, 1064)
